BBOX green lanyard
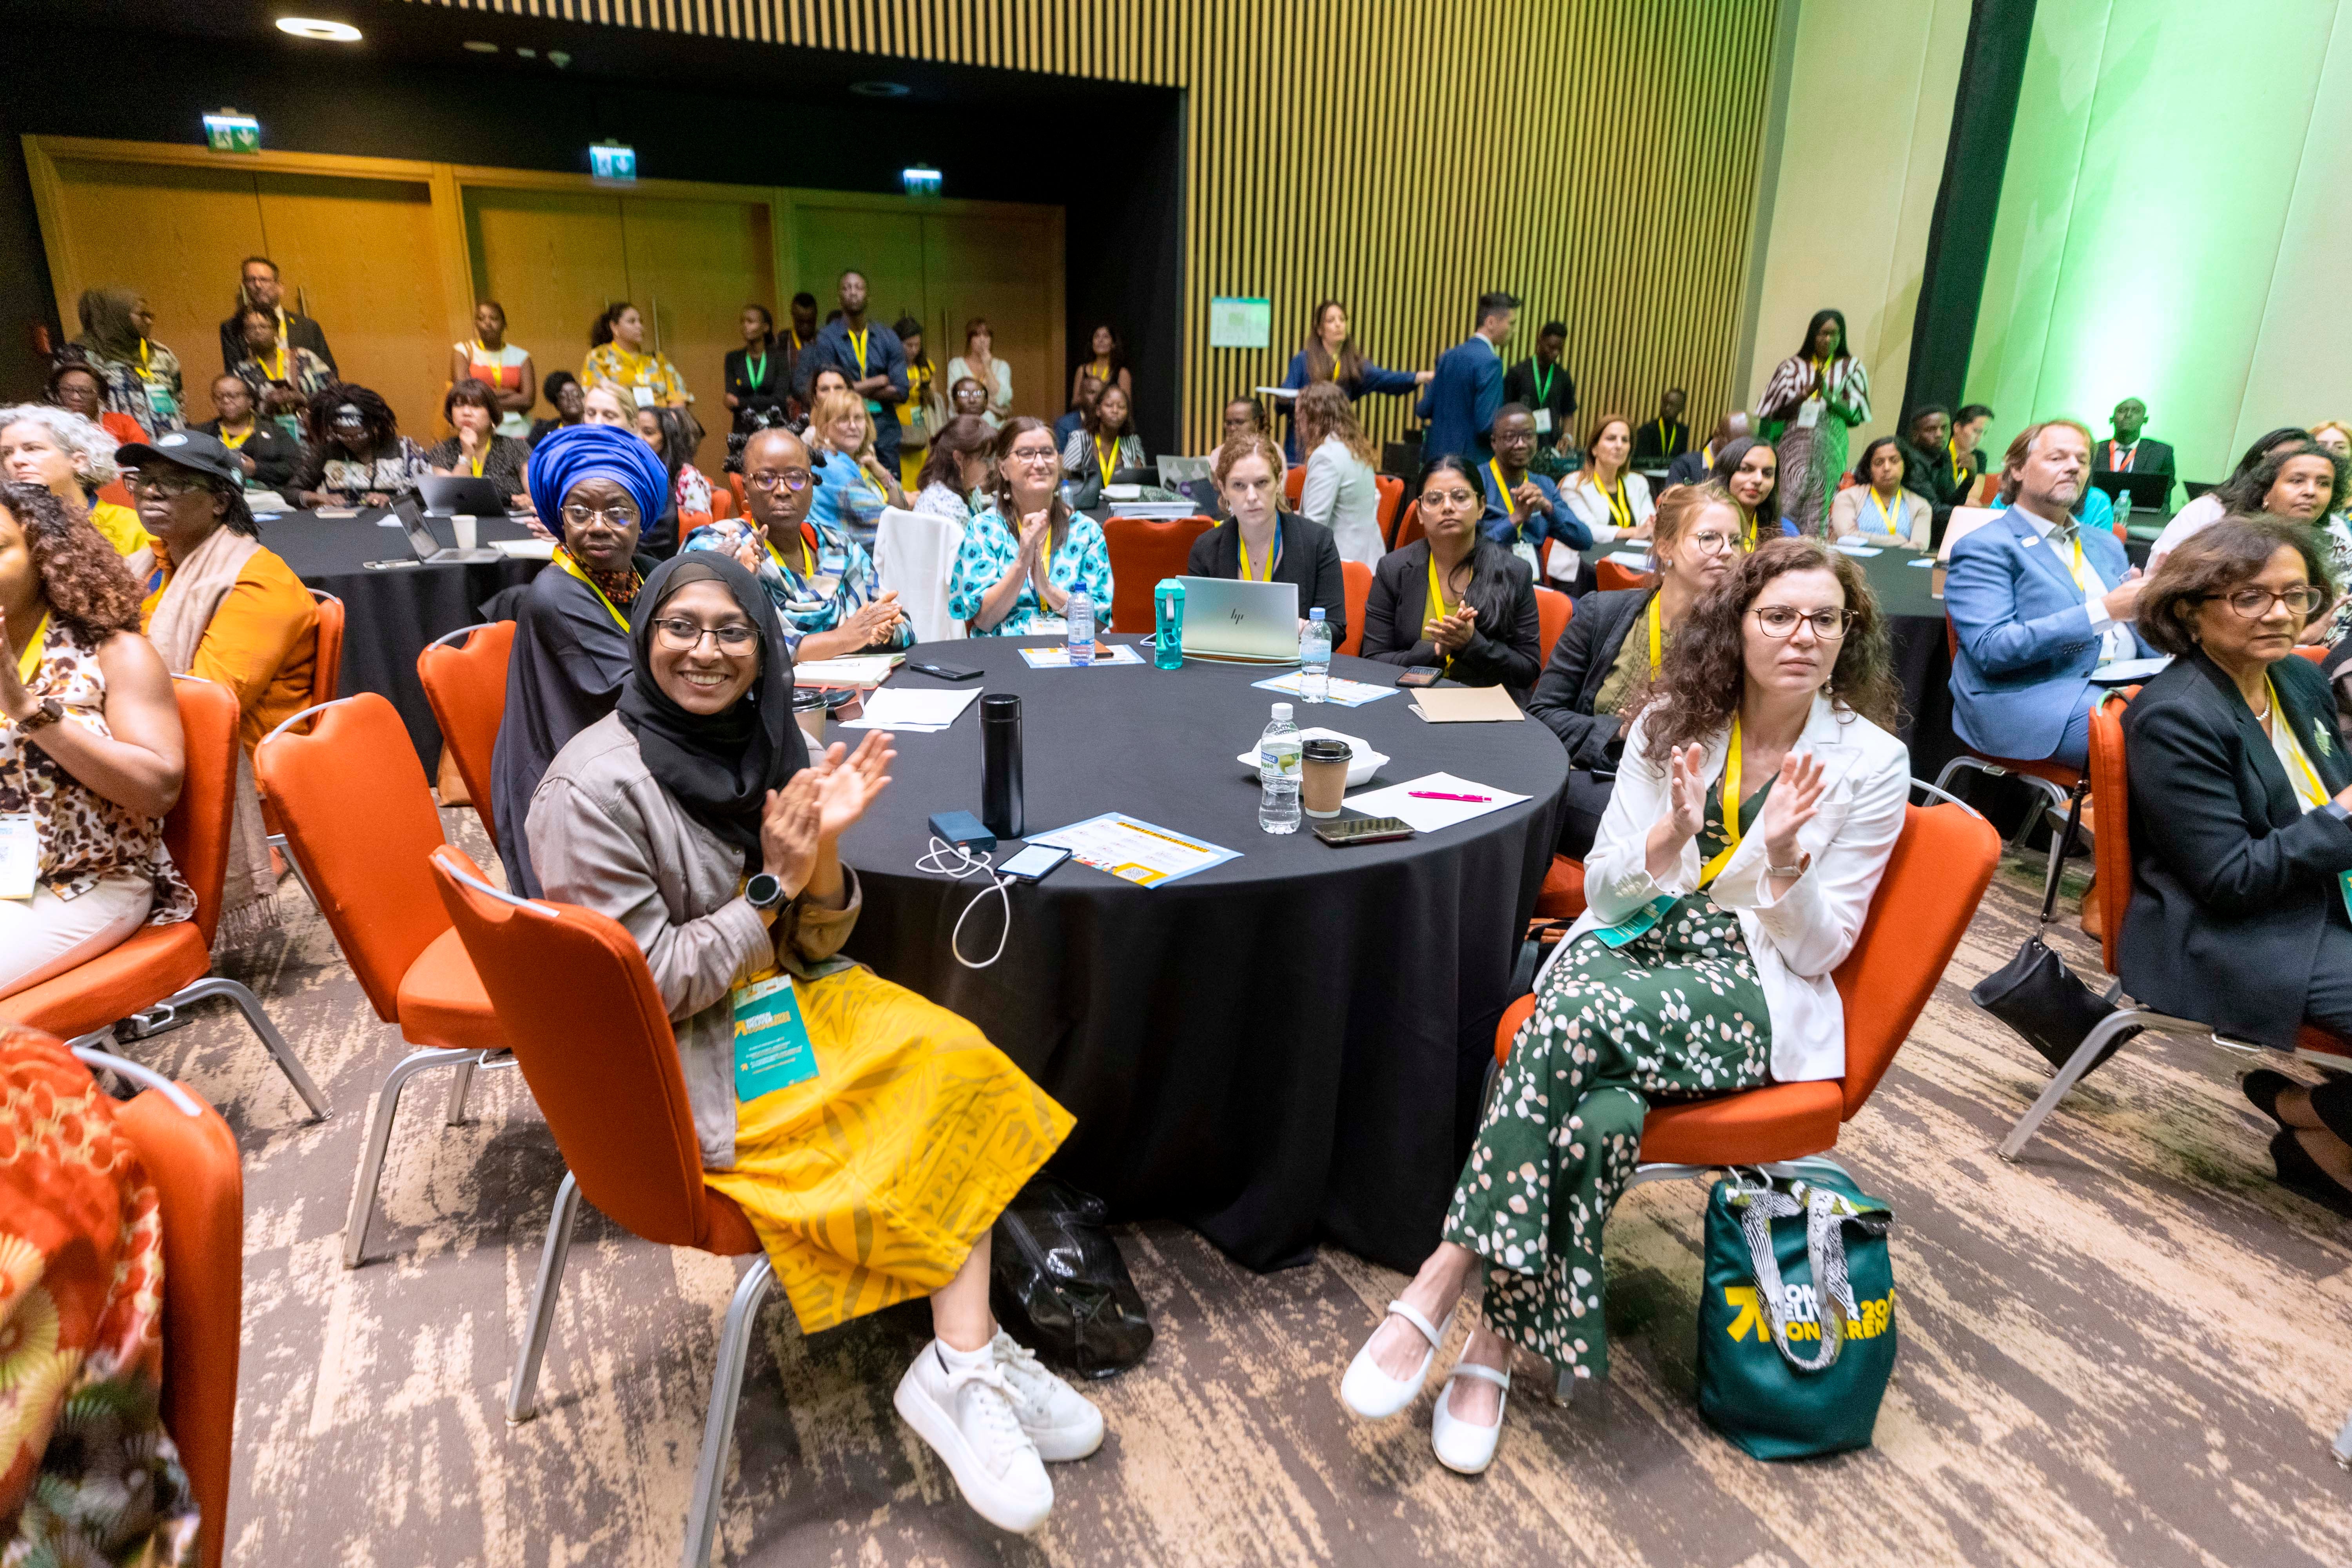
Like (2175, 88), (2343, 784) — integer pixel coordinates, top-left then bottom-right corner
(745, 351), (768, 390)
(1532, 361), (1555, 405)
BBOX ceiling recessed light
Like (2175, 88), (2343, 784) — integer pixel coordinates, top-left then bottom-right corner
(849, 80), (910, 98)
(463, 40), (498, 53)
(276, 17), (362, 42)
(516, 47), (537, 58)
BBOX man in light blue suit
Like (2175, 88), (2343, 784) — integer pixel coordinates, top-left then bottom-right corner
(1415, 290), (1515, 465)
(1948, 418), (2152, 768)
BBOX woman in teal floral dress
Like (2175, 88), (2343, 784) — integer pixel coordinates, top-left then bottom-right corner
(1340, 537), (1910, 1475)
(946, 417), (1114, 636)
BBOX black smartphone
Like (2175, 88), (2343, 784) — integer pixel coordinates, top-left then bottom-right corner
(1396, 668), (1444, 688)
(1313, 814), (1415, 846)
(997, 843), (1072, 882)
(907, 661), (982, 681)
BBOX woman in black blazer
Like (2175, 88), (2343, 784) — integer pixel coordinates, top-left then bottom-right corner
(1361, 456), (1542, 694)
(1186, 432), (1347, 643)
(2118, 516), (2352, 1212)
(1528, 483), (1740, 854)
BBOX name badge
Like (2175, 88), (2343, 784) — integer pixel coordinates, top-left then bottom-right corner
(2339, 871), (2352, 929)
(1510, 540), (1541, 576)
(864, 398), (885, 415)
(1592, 893), (1675, 950)
(632, 385), (657, 407)
(0, 815), (38, 902)
(1795, 397), (1823, 430)
(1533, 408), (1553, 434)
(731, 975), (818, 1101)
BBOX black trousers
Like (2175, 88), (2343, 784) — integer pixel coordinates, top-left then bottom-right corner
(1554, 768), (1617, 859)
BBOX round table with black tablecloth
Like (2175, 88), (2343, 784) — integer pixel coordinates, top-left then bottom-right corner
(833, 637), (1568, 1274)
(1577, 538), (1961, 780)
(256, 510), (548, 763)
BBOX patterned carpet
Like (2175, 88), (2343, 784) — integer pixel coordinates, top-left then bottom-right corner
(49, 810), (2352, 1567)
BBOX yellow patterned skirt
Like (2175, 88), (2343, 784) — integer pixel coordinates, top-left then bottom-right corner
(703, 964), (1073, 1334)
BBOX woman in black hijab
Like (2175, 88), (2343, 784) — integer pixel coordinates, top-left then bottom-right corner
(524, 552), (1099, 1537)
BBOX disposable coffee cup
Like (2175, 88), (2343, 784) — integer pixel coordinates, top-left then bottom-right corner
(452, 514), (478, 550)
(1300, 739), (1352, 818)
(791, 688), (828, 747)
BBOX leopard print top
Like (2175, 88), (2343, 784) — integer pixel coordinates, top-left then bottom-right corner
(2, 619), (197, 921)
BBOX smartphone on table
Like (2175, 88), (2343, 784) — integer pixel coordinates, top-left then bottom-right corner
(1396, 668), (1444, 688)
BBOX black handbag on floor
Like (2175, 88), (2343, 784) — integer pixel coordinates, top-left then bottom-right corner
(1970, 786), (2138, 1075)
(988, 1175), (1154, 1379)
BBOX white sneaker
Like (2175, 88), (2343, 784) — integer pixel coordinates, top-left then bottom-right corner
(991, 1330), (1106, 1461)
(894, 1340), (1055, 1534)
(1430, 1361), (1510, 1476)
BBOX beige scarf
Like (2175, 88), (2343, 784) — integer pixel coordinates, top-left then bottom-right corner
(130, 526), (279, 941)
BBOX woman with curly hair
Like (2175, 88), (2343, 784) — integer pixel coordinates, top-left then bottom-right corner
(0, 481), (194, 996)
(1339, 536), (1908, 1476)
(292, 382), (430, 508)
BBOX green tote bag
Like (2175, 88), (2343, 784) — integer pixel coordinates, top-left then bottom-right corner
(1695, 1164), (1896, 1460)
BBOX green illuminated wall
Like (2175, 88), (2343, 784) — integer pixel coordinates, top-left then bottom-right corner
(1965, 0), (2352, 484)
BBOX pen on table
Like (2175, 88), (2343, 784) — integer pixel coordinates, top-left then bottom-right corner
(1408, 790), (1492, 803)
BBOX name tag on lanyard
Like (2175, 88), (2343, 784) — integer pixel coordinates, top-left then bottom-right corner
(1592, 893), (1675, 949)
(1533, 408), (1553, 434)
(0, 814), (37, 901)
(732, 974), (819, 1100)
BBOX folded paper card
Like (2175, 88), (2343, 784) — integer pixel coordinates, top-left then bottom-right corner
(1410, 685), (1524, 723)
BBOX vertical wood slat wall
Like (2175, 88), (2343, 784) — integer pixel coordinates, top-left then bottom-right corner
(414, 0), (1782, 452)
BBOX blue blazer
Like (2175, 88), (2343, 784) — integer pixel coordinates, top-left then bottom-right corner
(1414, 337), (1504, 463)
(1278, 350), (1420, 460)
(1947, 506), (2153, 761)
(1480, 470), (1590, 553)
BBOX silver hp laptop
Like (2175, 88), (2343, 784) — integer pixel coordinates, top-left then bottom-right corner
(1179, 576), (1299, 661)
(394, 499), (502, 563)
(417, 475), (511, 517)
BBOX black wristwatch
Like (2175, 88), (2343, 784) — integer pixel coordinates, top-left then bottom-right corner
(745, 872), (785, 912)
(13, 697), (62, 735)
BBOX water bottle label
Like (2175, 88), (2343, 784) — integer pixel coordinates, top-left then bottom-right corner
(1260, 746), (1300, 778)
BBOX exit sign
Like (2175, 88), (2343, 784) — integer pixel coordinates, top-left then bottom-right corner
(590, 143), (637, 180)
(203, 112), (261, 153)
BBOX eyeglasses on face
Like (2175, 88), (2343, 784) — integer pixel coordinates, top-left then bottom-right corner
(1751, 605), (1853, 639)
(650, 618), (759, 651)
(127, 472), (207, 499)
(745, 468), (813, 493)
(1684, 530), (1737, 555)
(1422, 487), (1478, 511)
(1009, 446), (1060, 467)
(561, 501), (641, 529)
(2210, 585), (2325, 619)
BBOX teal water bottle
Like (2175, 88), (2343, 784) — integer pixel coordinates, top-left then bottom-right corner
(1154, 578), (1186, 669)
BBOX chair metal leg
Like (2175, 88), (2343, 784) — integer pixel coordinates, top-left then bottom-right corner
(267, 830), (317, 907)
(2334, 1403), (2352, 1470)
(680, 1257), (776, 1568)
(445, 1054), (479, 1125)
(508, 1172), (581, 1424)
(343, 1046), (477, 1269)
(165, 976), (330, 1119)
(1999, 1009), (2150, 1160)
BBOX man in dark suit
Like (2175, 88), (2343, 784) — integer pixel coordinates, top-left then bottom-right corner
(216, 255), (335, 376)
(1500, 319), (1575, 453)
(1415, 290), (1515, 464)
(1664, 411), (1750, 488)
(1629, 388), (1691, 468)
(2094, 397), (2176, 506)
(793, 268), (910, 468)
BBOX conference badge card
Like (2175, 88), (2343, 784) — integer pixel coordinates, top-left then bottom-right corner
(1025, 813), (1240, 887)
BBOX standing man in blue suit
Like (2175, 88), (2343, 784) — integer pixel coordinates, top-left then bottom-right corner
(794, 269), (909, 470)
(1948, 418), (2152, 768)
(1416, 290), (1515, 464)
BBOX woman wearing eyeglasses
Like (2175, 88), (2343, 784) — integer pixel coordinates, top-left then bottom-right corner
(490, 424), (668, 898)
(682, 426), (909, 660)
(947, 417), (1115, 637)
(1360, 457), (1542, 697)
(1341, 536), (1906, 1475)
(2116, 519), (2352, 1213)
(1528, 484), (1741, 857)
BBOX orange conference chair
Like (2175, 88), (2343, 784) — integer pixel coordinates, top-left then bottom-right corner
(1997, 694), (2352, 1159)
(1, 676), (328, 1118)
(1534, 583), (1573, 666)
(256, 693), (509, 1267)
(1394, 501), (1424, 550)
(1494, 795), (2000, 1396)
(728, 472), (748, 516)
(1930, 617), (2083, 907)
(97, 1051), (242, 1568)
(1338, 559), (1372, 657)
(1593, 557), (1656, 593)
(429, 844), (773, 1568)
(417, 621), (515, 844)
(710, 485), (735, 521)
(1283, 465), (1305, 508)
(261, 589), (344, 885)
(1375, 475), (1406, 547)
(2294, 644), (2328, 666)
(1103, 514), (1214, 635)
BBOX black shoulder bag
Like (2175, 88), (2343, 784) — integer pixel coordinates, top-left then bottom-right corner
(1969, 783), (2138, 1075)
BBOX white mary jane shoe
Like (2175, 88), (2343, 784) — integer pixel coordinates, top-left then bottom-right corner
(1340, 1299), (1456, 1420)
(1430, 1361), (1511, 1475)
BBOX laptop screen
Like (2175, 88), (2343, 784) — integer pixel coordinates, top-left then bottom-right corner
(394, 499), (442, 561)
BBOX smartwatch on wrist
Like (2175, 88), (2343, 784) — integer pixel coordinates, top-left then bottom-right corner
(745, 872), (786, 912)
(14, 697), (63, 735)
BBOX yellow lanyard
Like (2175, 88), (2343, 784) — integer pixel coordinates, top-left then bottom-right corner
(1040, 519), (1054, 587)
(137, 338), (150, 370)
(13, 612), (48, 686)
(1488, 459), (1518, 523)
(1810, 357), (1833, 402)
(848, 329), (869, 377)
(765, 531), (814, 581)
(466, 448), (486, 478)
(1646, 593), (1664, 672)
(263, 343), (287, 381)
(554, 548), (631, 631)
(1947, 440), (1964, 485)
(1426, 548), (1466, 672)
(1655, 418), (1676, 453)
(1740, 507), (1759, 552)
(1326, 350), (1343, 381)
(1870, 487), (1904, 537)
(2275, 679), (2330, 807)
(1699, 713), (1744, 887)
(218, 425), (252, 451)
(1096, 435), (1118, 487)
(1591, 473), (1630, 531)
(1238, 523), (1278, 583)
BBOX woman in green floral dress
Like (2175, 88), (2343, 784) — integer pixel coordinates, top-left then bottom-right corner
(1339, 537), (1911, 1475)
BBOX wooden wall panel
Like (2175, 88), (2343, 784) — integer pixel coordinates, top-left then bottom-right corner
(409, 0), (1783, 451)
(463, 186), (631, 395)
(618, 195), (776, 435)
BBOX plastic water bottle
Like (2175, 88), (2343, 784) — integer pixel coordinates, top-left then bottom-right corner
(2113, 488), (2133, 535)
(1066, 587), (1094, 666)
(1258, 702), (1302, 834)
(1299, 608), (1333, 702)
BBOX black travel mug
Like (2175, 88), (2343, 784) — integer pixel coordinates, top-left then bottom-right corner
(981, 693), (1024, 838)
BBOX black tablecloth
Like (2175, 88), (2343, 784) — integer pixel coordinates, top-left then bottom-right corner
(834, 638), (1568, 1273)
(259, 510), (546, 763)
(1578, 540), (1961, 780)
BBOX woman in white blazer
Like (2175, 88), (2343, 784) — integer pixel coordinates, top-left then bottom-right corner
(1556, 413), (1655, 546)
(1294, 380), (1385, 566)
(1338, 536), (1907, 1475)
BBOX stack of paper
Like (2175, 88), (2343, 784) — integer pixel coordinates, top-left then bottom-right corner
(838, 686), (984, 733)
(1343, 771), (1530, 833)
(1409, 686), (1524, 722)
(1018, 643), (1146, 668)
(492, 537), (558, 560)
(795, 653), (904, 687)
(1250, 671), (1396, 707)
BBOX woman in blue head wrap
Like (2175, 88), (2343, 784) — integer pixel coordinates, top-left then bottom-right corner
(488, 423), (669, 896)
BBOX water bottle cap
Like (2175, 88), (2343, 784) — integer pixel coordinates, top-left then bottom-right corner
(1271, 702), (1292, 720)
(1308, 607), (1325, 621)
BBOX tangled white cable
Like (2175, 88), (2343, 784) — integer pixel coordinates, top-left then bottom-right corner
(918, 835), (1014, 968)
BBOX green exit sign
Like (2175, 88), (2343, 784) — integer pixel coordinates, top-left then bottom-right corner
(203, 112), (261, 153)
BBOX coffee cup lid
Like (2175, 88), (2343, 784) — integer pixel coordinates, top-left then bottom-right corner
(1301, 738), (1352, 760)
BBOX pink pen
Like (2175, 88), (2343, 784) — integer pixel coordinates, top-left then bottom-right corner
(1410, 789), (1492, 803)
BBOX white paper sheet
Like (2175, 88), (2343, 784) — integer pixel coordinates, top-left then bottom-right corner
(1834, 543), (1885, 557)
(491, 537), (558, 560)
(1018, 642), (1146, 668)
(837, 686), (984, 732)
(1342, 771), (1530, 833)
(1250, 671), (1397, 706)
(2089, 656), (2172, 685)
(1024, 812), (1241, 886)
(793, 653), (903, 686)
(1605, 549), (1653, 568)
